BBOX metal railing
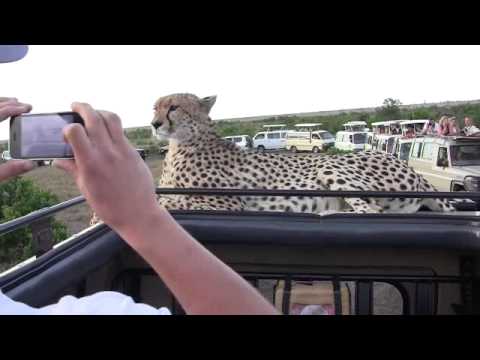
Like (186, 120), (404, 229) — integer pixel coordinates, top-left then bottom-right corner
(0, 188), (479, 256)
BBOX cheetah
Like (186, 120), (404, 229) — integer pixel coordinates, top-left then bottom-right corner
(149, 93), (454, 215)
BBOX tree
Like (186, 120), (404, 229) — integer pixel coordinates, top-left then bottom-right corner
(377, 98), (403, 120)
(0, 177), (68, 271)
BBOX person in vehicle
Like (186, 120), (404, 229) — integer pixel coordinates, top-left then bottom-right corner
(463, 116), (480, 137)
(447, 116), (460, 135)
(0, 97), (278, 315)
(405, 125), (415, 138)
(437, 116), (449, 136)
(421, 118), (439, 135)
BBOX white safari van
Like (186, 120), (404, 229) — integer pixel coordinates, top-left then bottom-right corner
(223, 135), (253, 150)
(334, 121), (369, 152)
(285, 123), (335, 153)
(370, 120), (402, 154)
(252, 125), (291, 152)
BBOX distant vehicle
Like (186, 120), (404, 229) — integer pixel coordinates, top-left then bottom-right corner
(342, 121), (370, 133)
(252, 125), (292, 152)
(335, 121), (369, 152)
(400, 119), (429, 137)
(223, 135), (253, 150)
(408, 135), (480, 209)
(285, 123), (334, 153)
(392, 137), (414, 161)
(159, 145), (169, 155)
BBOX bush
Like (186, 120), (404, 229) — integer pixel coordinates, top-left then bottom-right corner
(0, 177), (68, 271)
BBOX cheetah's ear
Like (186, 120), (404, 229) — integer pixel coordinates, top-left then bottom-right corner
(200, 95), (217, 114)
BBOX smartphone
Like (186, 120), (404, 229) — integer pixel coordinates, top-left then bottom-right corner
(9, 112), (85, 160)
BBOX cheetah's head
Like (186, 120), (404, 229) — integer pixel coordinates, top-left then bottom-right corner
(151, 93), (216, 143)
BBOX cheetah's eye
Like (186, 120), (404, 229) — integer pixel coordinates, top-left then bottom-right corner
(169, 105), (179, 112)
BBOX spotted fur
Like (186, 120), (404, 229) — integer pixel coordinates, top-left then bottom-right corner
(149, 93), (454, 215)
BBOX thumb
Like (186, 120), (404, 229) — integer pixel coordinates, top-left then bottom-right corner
(53, 159), (77, 176)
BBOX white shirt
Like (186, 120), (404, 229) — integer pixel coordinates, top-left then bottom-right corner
(464, 125), (480, 136)
(0, 290), (171, 315)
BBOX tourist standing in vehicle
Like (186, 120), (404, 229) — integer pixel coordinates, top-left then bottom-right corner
(463, 116), (480, 136)
(447, 117), (460, 135)
(421, 118), (439, 135)
(437, 116), (452, 136)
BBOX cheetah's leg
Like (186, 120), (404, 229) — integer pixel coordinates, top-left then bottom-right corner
(343, 197), (383, 214)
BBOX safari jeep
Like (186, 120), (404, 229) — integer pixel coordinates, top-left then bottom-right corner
(408, 135), (480, 193)
(2, 186), (480, 315)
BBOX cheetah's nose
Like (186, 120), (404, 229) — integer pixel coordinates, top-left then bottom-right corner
(151, 121), (161, 130)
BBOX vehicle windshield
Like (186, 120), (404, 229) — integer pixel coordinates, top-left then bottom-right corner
(319, 132), (334, 140)
(450, 145), (480, 166)
(353, 133), (367, 144)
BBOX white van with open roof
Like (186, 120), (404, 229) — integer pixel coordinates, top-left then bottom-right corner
(252, 125), (292, 152)
(334, 121), (369, 152)
(285, 123), (334, 153)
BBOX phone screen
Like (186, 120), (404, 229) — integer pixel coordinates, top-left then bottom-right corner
(12, 113), (83, 159)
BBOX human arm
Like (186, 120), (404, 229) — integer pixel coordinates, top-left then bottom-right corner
(54, 103), (278, 315)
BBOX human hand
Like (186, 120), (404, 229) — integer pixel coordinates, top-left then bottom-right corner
(53, 102), (160, 235)
(0, 97), (35, 180)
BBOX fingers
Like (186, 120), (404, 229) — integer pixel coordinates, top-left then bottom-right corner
(97, 110), (126, 144)
(63, 123), (93, 163)
(0, 97), (17, 102)
(53, 159), (77, 176)
(71, 102), (109, 144)
(0, 160), (35, 181)
(0, 99), (32, 121)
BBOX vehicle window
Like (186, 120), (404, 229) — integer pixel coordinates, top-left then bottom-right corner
(450, 145), (480, 166)
(280, 132), (287, 138)
(312, 134), (320, 140)
(233, 137), (243, 143)
(267, 133), (280, 139)
(411, 142), (423, 158)
(421, 142), (435, 160)
(255, 133), (265, 140)
(399, 143), (412, 161)
(386, 137), (395, 153)
(319, 132), (334, 140)
(353, 133), (367, 144)
(437, 147), (449, 167)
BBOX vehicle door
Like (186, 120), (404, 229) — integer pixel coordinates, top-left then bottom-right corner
(253, 133), (266, 148)
(266, 132), (281, 150)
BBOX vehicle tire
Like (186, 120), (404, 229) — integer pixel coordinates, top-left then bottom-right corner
(257, 145), (265, 153)
(290, 146), (297, 153)
(312, 146), (320, 153)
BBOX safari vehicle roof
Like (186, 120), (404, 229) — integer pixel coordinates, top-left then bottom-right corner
(343, 121), (368, 126)
(400, 119), (429, 126)
(371, 120), (402, 127)
(412, 135), (480, 146)
(294, 123), (323, 128)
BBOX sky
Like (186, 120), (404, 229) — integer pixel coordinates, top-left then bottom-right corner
(1, 45), (480, 140)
